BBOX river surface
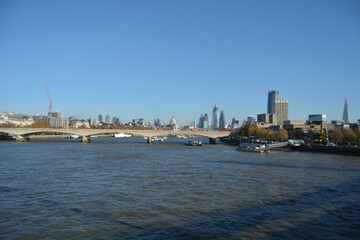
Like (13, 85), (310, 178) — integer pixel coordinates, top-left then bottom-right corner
(1, 137), (360, 239)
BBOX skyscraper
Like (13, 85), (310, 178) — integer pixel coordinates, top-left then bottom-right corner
(266, 90), (288, 126)
(275, 99), (288, 126)
(343, 97), (350, 123)
(105, 115), (110, 124)
(98, 114), (103, 123)
(219, 110), (226, 129)
(112, 116), (120, 125)
(212, 104), (219, 130)
(267, 90), (279, 114)
(154, 118), (161, 127)
(203, 114), (210, 130)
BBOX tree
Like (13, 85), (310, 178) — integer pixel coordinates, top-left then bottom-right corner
(24, 121), (51, 128)
(342, 128), (357, 144)
(78, 124), (88, 129)
(276, 129), (288, 141)
(0, 122), (17, 128)
(255, 128), (268, 139)
(248, 124), (259, 137)
(329, 128), (343, 142)
(267, 129), (276, 141)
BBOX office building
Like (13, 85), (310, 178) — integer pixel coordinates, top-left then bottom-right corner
(98, 114), (103, 123)
(343, 97), (350, 123)
(198, 113), (210, 130)
(212, 104), (219, 130)
(47, 112), (68, 128)
(105, 115), (110, 124)
(275, 99), (288, 126)
(112, 116), (120, 125)
(266, 90), (288, 126)
(219, 110), (226, 129)
(267, 90), (279, 114)
(154, 118), (161, 128)
(231, 118), (240, 129)
(257, 113), (277, 124)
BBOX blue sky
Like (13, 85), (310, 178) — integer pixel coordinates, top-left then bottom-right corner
(1, 0), (359, 125)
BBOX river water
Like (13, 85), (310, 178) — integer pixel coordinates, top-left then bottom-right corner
(1, 137), (360, 239)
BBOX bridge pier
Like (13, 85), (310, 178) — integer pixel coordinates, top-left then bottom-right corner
(209, 138), (217, 144)
(147, 137), (153, 144)
(81, 136), (91, 143)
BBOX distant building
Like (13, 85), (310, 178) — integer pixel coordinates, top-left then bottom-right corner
(212, 104), (220, 130)
(69, 118), (90, 128)
(267, 90), (279, 114)
(48, 112), (68, 128)
(231, 118), (240, 129)
(137, 118), (146, 126)
(198, 114), (204, 128)
(266, 90), (288, 126)
(198, 113), (210, 130)
(284, 120), (322, 133)
(105, 115), (110, 124)
(245, 116), (256, 126)
(0, 112), (34, 126)
(168, 116), (179, 130)
(154, 118), (161, 127)
(331, 120), (344, 128)
(308, 114), (327, 130)
(275, 99), (288, 126)
(98, 114), (103, 123)
(257, 113), (277, 125)
(308, 114), (326, 122)
(343, 97), (350, 123)
(112, 116), (120, 125)
(88, 118), (98, 126)
(219, 110), (226, 129)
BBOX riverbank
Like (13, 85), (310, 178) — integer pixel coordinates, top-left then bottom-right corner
(291, 144), (360, 156)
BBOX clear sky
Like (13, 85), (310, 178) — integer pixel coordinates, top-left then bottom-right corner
(1, 0), (359, 125)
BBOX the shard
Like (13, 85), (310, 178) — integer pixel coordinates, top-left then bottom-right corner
(342, 97), (350, 124)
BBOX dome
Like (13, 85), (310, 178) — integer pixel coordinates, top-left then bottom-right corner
(169, 116), (177, 126)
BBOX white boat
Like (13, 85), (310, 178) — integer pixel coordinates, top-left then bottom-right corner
(185, 141), (202, 146)
(236, 143), (269, 153)
(153, 136), (166, 142)
(114, 133), (132, 138)
(177, 135), (187, 139)
(69, 135), (79, 139)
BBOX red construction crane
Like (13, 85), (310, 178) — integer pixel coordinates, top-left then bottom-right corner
(45, 82), (53, 113)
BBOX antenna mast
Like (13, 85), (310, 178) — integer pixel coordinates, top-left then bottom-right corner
(45, 82), (53, 113)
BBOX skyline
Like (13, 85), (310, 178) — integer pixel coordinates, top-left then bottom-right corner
(1, 0), (359, 124)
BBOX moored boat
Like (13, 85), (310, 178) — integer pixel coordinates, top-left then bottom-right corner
(114, 133), (132, 138)
(236, 143), (270, 153)
(185, 141), (202, 146)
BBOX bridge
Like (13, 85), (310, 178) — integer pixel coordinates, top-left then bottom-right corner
(0, 128), (232, 144)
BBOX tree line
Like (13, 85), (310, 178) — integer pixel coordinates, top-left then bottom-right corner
(234, 124), (289, 141)
(329, 128), (359, 144)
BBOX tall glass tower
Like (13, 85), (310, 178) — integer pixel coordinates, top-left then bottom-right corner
(219, 110), (226, 129)
(212, 104), (219, 130)
(267, 90), (279, 114)
(343, 97), (350, 123)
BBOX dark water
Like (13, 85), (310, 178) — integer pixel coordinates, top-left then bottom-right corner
(1, 137), (360, 239)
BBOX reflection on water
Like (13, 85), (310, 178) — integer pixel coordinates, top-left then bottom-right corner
(1, 137), (360, 239)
